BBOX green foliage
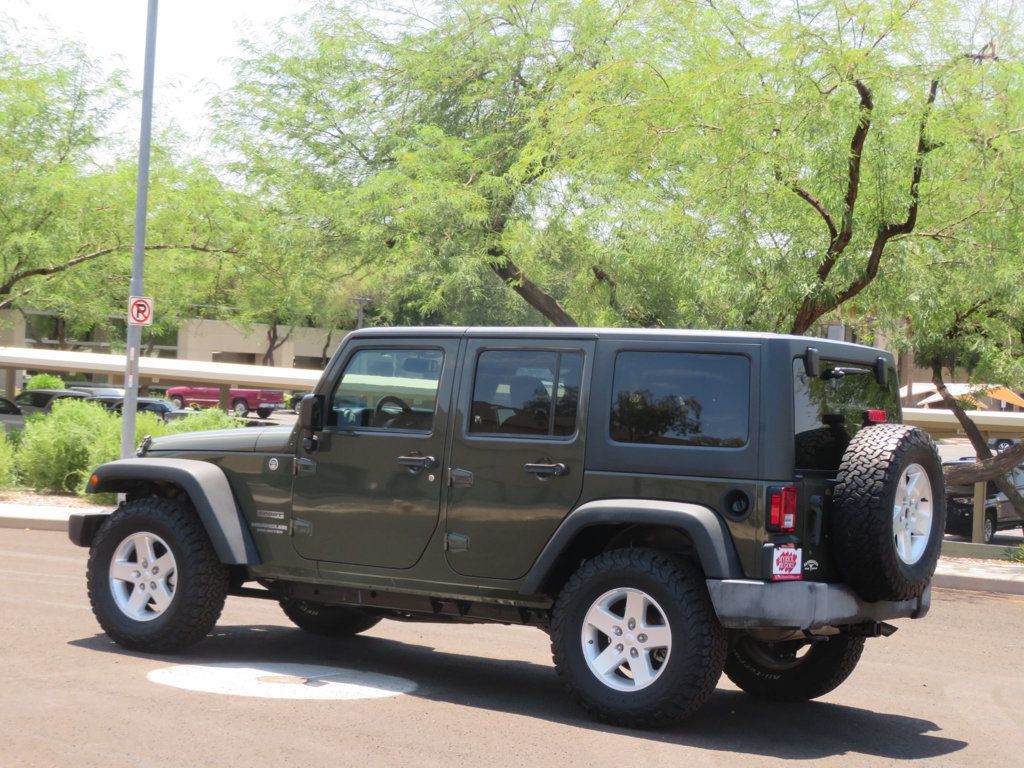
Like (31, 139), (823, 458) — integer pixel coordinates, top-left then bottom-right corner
(12, 399), (242, 495)
(14, 399), (115, 493)
(1010, 543), (1024, 564)
(160, 409), (242, 434)
(0, 430), (15, 488)
(25, 374), (65, 391)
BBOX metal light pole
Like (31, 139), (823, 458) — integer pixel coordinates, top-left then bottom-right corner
(120, 0), (159, 459)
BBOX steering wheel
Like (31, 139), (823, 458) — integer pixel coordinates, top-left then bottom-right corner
(374, 395), (412, 423)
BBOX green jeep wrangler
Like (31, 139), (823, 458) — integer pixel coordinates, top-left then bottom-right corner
(70, 328), (943, 728)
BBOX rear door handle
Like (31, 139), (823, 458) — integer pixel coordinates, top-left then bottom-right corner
(524, 462), (569, 478)
(397, 454), (437, 472)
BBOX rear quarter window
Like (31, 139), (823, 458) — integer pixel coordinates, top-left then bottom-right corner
(610, 352), (749, 447)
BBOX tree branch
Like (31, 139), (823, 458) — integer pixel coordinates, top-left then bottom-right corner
(488, 246), (577, 326)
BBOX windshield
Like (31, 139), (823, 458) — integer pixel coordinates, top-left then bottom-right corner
(793, 358), (901, 471)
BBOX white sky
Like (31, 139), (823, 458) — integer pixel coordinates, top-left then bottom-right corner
(5, 0), (305, 152)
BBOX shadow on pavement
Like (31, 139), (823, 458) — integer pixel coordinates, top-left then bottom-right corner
(69, 625), (966, 761)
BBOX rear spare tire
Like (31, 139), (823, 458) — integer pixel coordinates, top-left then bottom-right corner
(830, 424), (945, 602)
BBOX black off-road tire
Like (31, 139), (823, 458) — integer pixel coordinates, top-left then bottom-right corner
(550, 548), (726, 728)
(87, 497), (229, 652)
(279, 599), (381, 636)
(724, 635), (865, 701)
(831, 424), (945, 602)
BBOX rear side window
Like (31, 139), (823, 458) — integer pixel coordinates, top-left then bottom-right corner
(793, 359), (900, 471)
(469, 350), (583, 438)
(610, 352), (749, 447)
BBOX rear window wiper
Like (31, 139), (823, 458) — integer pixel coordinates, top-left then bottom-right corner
(821, 367), (871, 380)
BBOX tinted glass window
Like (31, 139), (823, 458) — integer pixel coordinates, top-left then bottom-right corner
(610, 352), (749, 447)
(329, 348), (443, 431)
(0, 398), (18, 414)
(15, 391), (50, 408)
(793, 359), (900, 471)
(469, 350), (583, 437)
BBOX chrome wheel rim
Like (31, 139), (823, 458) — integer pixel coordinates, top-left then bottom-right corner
(893, 463), (933, 565)
(109, 532), (177, 621)
(580, 587), (671, 692)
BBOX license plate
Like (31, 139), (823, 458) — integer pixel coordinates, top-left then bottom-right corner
(771, 544), (803, 581)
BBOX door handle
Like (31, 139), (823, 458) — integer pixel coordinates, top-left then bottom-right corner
(524, 462), (569, 478)
(397, 454), (437, 472)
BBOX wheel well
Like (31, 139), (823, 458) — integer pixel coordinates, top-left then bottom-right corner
(539, 524), (699, 597)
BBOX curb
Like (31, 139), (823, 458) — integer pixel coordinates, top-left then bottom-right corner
(933, 571), (1024, 595)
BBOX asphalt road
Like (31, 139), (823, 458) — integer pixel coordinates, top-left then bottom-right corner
(1, 528), (1021, 768)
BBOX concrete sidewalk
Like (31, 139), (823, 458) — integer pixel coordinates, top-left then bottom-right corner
(2, 501), (1022, 595)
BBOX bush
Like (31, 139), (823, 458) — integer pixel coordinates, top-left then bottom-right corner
(1010, 543), (1024, 564)
(0, 431), (15, 488)
(13, 400), (243, 495)
(25, 373), (65, 391)
(15, 399), (113, 493)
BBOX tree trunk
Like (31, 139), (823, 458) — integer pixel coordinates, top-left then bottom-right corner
(932, 365), (1024, 521)
(488, 249), (577, 327)
(262, 321), (292, 367)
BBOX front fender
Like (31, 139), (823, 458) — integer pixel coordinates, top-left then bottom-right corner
(81, 458), (259, 565)
(520, 498), (743, 595)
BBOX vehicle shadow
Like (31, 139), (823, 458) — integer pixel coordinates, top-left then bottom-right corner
(69, 624), (966, 761)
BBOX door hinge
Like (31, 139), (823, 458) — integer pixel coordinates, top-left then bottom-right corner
(445, 533), (470, 552)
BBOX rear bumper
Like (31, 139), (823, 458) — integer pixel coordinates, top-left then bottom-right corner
(706, 578), (930, 630)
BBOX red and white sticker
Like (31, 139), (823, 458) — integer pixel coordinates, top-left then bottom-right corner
(771, 544), (803, 581)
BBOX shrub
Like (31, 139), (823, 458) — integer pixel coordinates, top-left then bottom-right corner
(13, 399), (244, 495)
(161, 408), (242, 434)
(1011, 543), (1024, 564)
(25, 373), (65, 391)
(0, 430), (15, 488)
(15, 399), (113, 493)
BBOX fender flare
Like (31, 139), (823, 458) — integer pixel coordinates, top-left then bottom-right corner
(82, 458), (260, 565)
(520, 498), (743, 595)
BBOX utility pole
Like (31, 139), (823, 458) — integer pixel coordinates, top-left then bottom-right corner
(120, 0), (159, 459)
(354, 297), (371, 329)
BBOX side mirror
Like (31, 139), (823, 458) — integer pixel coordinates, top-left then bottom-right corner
(803, 347), (821, 378)
(298, 394), (324, 433)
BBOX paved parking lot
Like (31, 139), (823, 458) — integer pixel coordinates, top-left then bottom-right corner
(1, 528), (1022, 768)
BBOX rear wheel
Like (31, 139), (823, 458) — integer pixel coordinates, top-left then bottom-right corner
(724, 635), (865, 701)
(87, 497), (229, 652)
(279, 599), (381, 636)
(550, 548), (726, 728)
(984, 511), (997, 544)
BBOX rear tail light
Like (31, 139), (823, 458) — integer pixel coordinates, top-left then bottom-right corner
(768, 486), (798, 533)
(865, 409), (888, 423)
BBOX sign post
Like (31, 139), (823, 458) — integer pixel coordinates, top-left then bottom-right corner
(120, 0), (159, 459)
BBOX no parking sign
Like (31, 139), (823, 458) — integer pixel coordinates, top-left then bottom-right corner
(128, 296), (153, 326)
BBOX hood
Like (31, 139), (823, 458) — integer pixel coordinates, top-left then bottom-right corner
(145, 426), (295, 455)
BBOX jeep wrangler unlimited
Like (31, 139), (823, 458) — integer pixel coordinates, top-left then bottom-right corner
(70, 328), (943, 728)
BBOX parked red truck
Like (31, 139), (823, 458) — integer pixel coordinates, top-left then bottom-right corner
(164, 385), (285, 417)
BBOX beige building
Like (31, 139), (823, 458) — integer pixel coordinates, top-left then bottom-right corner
(0, 310), (344, 393)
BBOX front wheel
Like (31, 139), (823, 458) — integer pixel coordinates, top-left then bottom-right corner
(550, 548), (726, 728)
(86, 497), (229, 652)
(232, 399), (250, 417)
(169, 396), (185, 409)
(724, 635), (865, 701)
